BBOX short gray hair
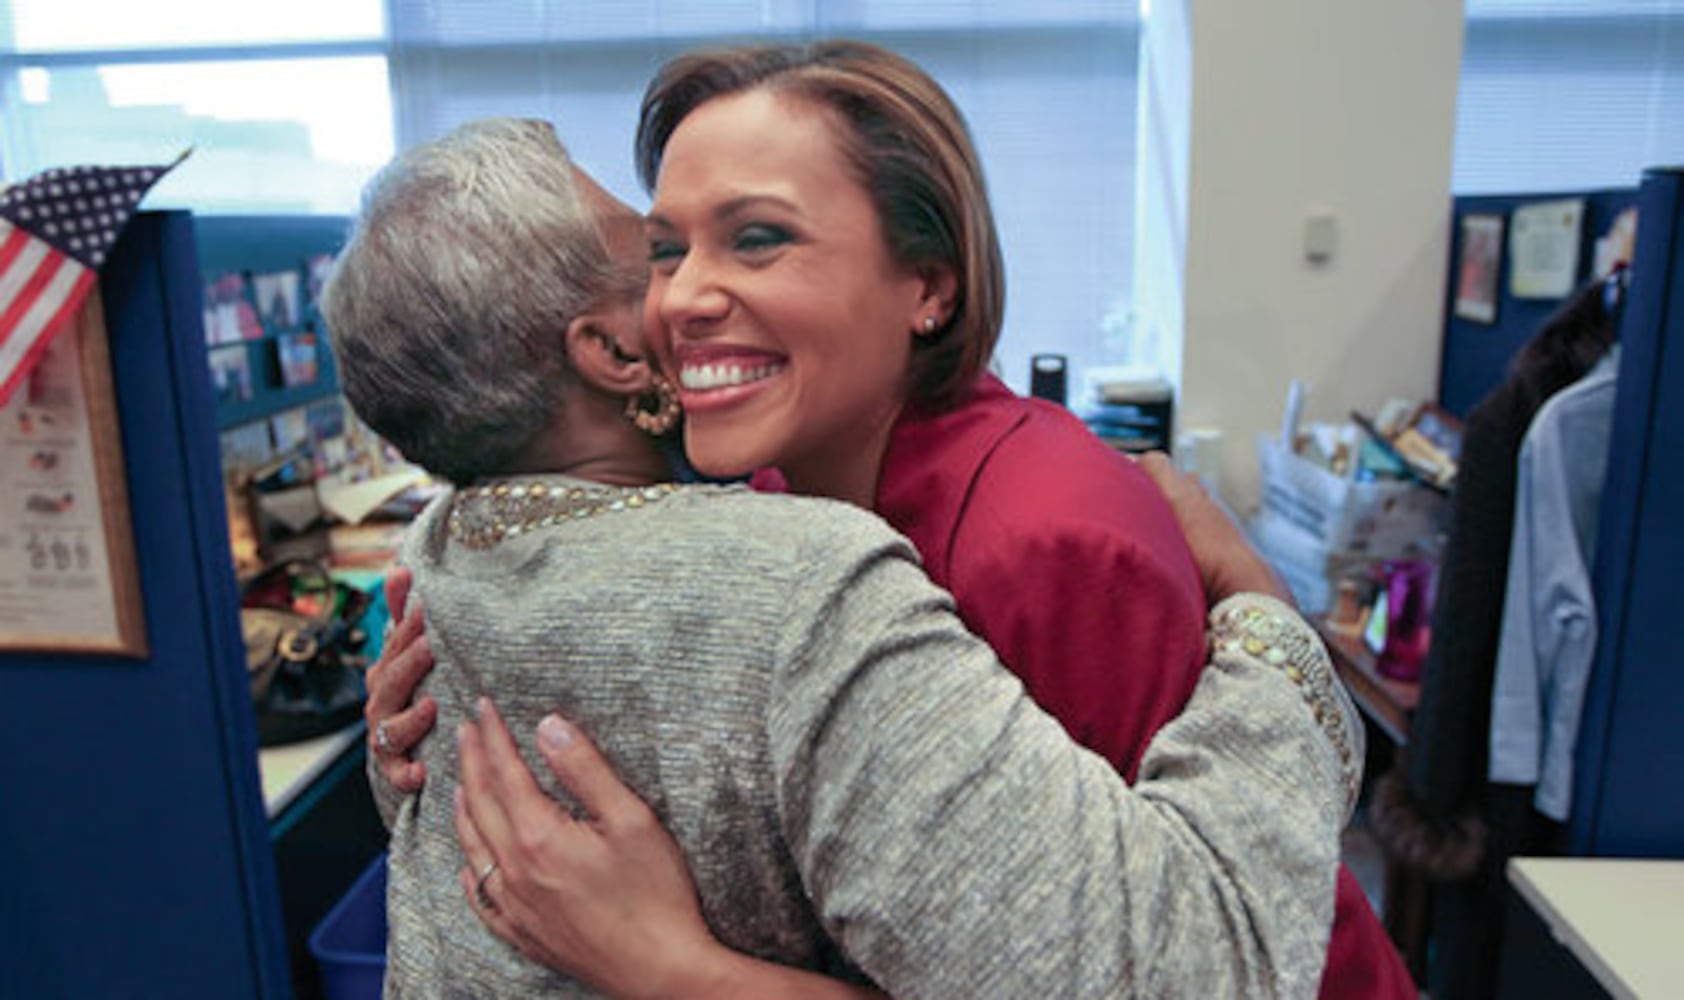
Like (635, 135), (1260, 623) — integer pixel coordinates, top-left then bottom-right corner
(322, 118), (632, 484)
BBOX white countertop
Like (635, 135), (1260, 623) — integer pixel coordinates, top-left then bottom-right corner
(258, 721), (365, 819)
(1508, 857), (1684, 1000)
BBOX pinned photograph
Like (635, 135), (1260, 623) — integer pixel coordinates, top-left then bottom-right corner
(270, 406), (310, 454)
(306, 396), (347, 442)
(253, 269), (303, 330)
(203, 272), (264, 343)
(206, 344), (254, 406)
(276, 330), (319, 388)
(1454, 213), (1504, 324)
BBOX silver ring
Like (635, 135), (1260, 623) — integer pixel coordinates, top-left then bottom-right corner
(374, 720), (394, 757)
(475, 861), (499, 910)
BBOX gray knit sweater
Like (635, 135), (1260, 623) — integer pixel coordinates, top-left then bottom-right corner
(381, 476), (1351, 999)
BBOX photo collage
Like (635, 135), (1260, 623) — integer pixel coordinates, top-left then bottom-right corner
(202, 253), (335, 409)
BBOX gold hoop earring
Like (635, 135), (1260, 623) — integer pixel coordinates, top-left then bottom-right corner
(625, 373), (681, 436)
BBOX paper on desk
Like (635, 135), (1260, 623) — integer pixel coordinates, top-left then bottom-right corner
(256, 485), (322, 533)
(317, 469), (428, 525)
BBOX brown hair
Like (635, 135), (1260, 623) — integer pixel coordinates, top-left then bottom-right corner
(637, 40), (1004, 408)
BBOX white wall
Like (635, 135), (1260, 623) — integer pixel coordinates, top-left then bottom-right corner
(1139, 0), (1465, 509)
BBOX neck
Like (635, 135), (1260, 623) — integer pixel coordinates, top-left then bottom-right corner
(780, 401), (902, 509)
(503, 383), (671, 488)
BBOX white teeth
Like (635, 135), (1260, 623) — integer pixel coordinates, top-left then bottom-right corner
(679, 361), (784, 391)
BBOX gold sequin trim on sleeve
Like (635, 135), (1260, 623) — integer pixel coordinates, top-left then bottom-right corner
(1211, 593), (1363, 811)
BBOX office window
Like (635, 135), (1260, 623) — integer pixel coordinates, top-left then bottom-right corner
(388, 0), (1140, 389)
(1454, 0), (1684, 193)
(2, 1), (1138, 385)
(0, 0), (391, 213)
(5, 0), (382, 51)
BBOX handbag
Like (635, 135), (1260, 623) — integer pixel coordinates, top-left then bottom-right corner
(240, 559), (373, 747)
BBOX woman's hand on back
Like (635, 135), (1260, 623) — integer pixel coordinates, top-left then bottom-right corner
(454, 699), (717, 998)
(1134, 451), (1292, 607)
(364, 566), (438, 792)
(456, 699), (887, 1000)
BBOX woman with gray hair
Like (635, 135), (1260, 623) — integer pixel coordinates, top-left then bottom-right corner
(325, 117), (1359, 999)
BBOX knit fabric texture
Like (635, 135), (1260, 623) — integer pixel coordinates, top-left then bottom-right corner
(379, 478), (1348, 999)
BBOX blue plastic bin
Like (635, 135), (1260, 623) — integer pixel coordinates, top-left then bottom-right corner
(309, 853), (388, 1000)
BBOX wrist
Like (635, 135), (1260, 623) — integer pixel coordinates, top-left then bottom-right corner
(635, 935), (740, 1000)
(1216, 549), (1294, 607)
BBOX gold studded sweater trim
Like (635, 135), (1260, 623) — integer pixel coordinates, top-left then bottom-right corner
(1211, 592), (1365, 817)
(448, 479), (683, 550)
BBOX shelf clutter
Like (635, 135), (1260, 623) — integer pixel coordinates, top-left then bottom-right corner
(1249, 388), (1457, 682)
(193, 216), (437, 579)
(1076, 365), (1176, 454)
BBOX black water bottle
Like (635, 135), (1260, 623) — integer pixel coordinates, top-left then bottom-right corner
(1029, 353), (1068, 406)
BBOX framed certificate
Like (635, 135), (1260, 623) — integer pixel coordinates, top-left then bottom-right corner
(0, 292), (148, 655)
(1509, 198), (1585, 300)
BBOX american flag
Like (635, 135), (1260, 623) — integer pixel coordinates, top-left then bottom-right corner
(0, 155), (184, 406)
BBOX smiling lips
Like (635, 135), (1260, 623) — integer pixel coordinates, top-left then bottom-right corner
(678, 359), (787, 391)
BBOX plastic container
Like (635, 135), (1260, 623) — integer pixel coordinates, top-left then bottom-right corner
(309, 853), (388, 1000)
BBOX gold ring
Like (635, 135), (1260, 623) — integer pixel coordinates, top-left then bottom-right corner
(475, 860), (499, 909)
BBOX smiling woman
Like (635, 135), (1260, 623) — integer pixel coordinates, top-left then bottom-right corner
(646, 88), (944, 506)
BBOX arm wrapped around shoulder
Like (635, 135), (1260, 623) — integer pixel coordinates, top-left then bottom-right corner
(1209, 592), (1366, 819)
(768, 515), (1350, 999)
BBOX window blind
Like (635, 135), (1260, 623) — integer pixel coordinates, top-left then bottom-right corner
(1454, 0), (1684, 193)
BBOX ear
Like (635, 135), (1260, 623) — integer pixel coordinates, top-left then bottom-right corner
(912, 264), (960, 338)
(564, 309), (654, 397)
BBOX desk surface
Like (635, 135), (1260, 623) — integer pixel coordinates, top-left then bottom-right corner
(258, 721), (365, 819)
(1508, 857), (1684, 1000)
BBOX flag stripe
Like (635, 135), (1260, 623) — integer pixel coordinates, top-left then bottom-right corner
(0, 264), (93, 406)
(0, 227), (52, 315)
(0, 221), (31, 275)
(0, 238), (68, 351)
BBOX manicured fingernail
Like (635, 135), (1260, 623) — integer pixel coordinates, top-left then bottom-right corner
(409, 595), (425, 621)
(476, 696), (493, 720)
(538, 714), (574, 751)
(454, 786), (464, 810)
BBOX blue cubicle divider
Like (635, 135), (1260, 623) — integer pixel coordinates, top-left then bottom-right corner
(0, 213), (291, 997)
(1573, 168), (1684, 858)
(1437, 172), (1684, 858)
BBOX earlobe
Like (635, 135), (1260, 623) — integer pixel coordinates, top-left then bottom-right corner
(913, 265), (960, 338)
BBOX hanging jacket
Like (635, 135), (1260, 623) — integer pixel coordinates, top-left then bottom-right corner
(1489, 347), (1620, 821)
